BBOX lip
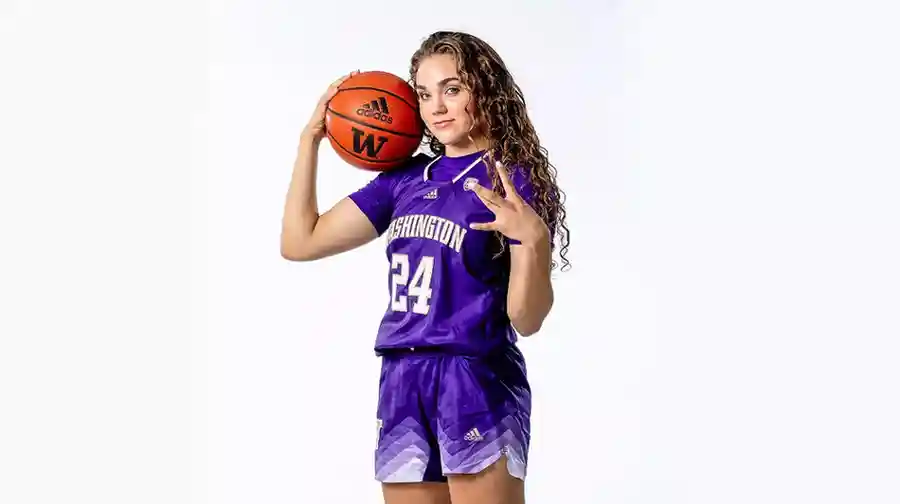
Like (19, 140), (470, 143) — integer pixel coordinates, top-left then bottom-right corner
(432, 119), (455, 129)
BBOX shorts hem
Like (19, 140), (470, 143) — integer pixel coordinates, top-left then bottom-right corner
(441, 445), (527, 481)
(376, 475), (449, 484)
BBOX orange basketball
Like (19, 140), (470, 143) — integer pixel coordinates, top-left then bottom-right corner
(325, 71), (424, 171)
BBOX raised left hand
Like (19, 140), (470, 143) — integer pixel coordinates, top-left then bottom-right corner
(469, 161), (550, 246)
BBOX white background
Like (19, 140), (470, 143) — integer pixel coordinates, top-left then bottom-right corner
(1, 0), (898, 503)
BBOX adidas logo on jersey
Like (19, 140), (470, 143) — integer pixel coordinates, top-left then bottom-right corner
(423, 188), (438, 199)
(463, 427), (483, 442)
(356, 97), (393, 124)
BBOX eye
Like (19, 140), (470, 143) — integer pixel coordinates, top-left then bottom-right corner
(418, 92), (430, 100)
(446, 86), (460, 95)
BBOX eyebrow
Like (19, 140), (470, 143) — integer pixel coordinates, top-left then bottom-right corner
(414, 77), (460, 90)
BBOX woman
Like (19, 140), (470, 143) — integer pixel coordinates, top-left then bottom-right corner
(281, 31), (570, 504)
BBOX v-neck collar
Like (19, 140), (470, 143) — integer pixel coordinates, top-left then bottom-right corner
(422, 151), (488, 185)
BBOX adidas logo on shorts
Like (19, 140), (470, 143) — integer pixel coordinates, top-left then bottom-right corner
(463, 427), (483, 442)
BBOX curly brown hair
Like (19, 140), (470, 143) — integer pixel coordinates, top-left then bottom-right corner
(409, 31), (571, 271)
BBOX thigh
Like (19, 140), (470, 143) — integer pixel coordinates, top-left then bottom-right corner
(382, 482), (451, 504)
(375, 355), (446, 483)
(447, 455), (525, 504)
(435, 346), (532, 482)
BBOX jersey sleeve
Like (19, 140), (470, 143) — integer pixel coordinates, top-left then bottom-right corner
(347, 172), (396, 236)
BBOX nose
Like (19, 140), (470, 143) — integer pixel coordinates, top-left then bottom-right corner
(430, 95), (447, 116)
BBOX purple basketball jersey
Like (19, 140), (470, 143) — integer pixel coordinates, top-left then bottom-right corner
(349, 150), (536, 355)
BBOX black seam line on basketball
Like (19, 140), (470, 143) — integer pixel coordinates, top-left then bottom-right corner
(325, 130), (416, 163)
(326, 106), (422, 138)
(336, 86), (417, 111)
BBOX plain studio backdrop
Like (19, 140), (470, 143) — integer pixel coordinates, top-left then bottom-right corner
(1, 0), (899, 503)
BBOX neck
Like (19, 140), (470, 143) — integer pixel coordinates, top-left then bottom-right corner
(443, 135), (490, 157)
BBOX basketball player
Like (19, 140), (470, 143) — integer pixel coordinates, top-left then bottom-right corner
(281, 31), (570, 504)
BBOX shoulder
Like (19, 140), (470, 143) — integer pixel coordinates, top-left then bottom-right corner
(347, 152), (434, 234)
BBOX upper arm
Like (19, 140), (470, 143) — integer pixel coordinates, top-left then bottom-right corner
(282, 172), (396, 261)
(282, 196), (379, 261)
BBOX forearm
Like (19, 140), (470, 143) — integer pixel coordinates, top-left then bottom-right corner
(506, 232), (554, 336)
(281, 133), (321, 255)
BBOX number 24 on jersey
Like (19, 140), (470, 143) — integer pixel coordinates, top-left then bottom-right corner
(390, 253), (435, 314)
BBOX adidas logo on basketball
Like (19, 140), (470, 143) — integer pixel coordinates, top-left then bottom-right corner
(356, 97), (393, 124)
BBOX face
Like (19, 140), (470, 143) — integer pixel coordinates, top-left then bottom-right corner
(414, 53), (484, 155)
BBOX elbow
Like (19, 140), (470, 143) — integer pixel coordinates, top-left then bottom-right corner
(281, 247), (308, 261)
(509, 298), (553, 337)
(280, 236), (317, 262)
(514, 320), (543, 337)
(281, 246), (320, 262)
(509, 310), (548, 337)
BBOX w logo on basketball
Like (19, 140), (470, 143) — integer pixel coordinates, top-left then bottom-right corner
(351, 127), (388, 157)
(356, 97), (394, 124)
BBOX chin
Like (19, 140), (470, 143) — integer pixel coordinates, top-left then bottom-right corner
(430, 132), (459, 147)
(438, 132), (472, 149)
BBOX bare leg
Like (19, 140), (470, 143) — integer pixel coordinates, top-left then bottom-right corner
(446, 455), (525, 504)
(382, 482), (452, 504)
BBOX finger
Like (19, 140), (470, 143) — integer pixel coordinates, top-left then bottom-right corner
(317, 92), (333, 111)
(321, 73), (354, 106)
(494, 161), (521, 201)
(333, 69), (359, 88)
(472, 193), (498, 214)
(469, 221), (498, 231)
(327, 80), (343, 96)
(320, 88), (338, 108)
(324, 78), (347, 99)
(323, 70), (359, 105)
(332, 73), (350, 87)
(470, 182), (507, 209)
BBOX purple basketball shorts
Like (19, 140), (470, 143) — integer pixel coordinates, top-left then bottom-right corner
(373, 345), (532, 483)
